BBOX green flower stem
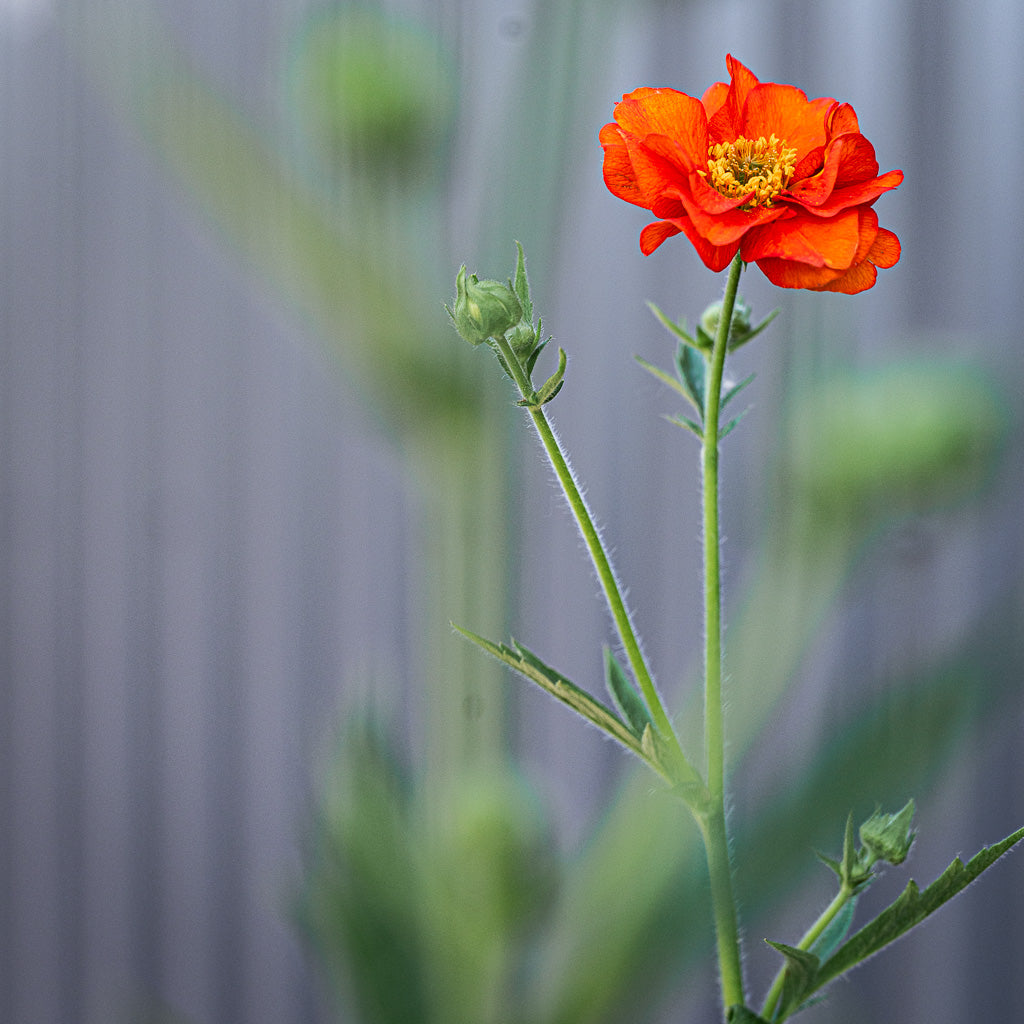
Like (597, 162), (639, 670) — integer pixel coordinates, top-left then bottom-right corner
(700, 251), (746, 1014)
(761, 883), (853, 1022)
(492, 335), (699, 789)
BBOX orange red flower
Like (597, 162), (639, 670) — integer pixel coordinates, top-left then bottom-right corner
(600, 56), (903, 293)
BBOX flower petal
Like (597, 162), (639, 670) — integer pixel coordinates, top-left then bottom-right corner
(742, 207), (863, 269)
(753, 208), (900, 293)
(677, 181), (791, 247)
(639, 220), (682, 255)
(706, 54), (760, 140)
(600, 131), (649, 207)
(670, 215), (741, 271)
(701, 80), (730, 120)
(611, 87), (708, 162)
(827, 101), (860, 135)
(739, 84), (833, 158)
(798, 168), (904, 217)
(866, 226), (901, 269)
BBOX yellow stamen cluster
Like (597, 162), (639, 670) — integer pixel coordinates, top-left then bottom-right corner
(699, 134), (798, 207)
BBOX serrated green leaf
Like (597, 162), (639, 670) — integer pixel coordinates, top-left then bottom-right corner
(604, 648), (653, 739)
(675, 342), (707, 418)
(452, 624), (657, 768)
(813, 826), (1024, 993)
(635, 354), (689, 401)
(646, 301), (698, 348)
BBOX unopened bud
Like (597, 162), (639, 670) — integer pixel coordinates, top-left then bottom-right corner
(700, 296), (753, 346)
(859, 800), (916, 866)
(448, 266), (522, 347)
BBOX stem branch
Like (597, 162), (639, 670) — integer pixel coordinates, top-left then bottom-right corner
(761, 883), (854, 1022)
(492, 334), (700, 791)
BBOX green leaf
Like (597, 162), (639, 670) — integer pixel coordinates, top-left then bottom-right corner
(719, 409), (749, 441)
(452, 625), (650, 766)
(665, 414), (704, 440)
(646, 301), (699, 349)
(603, 648), (653, 739)
(813, 826), (1024, 993)
(533, 347), (567, 406)
(729, 307), (779, 351)
(675, 342), (707, 418)
(512, 240), (534, 323)
(722, 372), (756, 408)
(635, 354), (690, 402)
(764, 940), (819, 1016)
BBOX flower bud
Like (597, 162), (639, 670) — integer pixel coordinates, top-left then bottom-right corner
(700, 296), (753, 346)
(859, 800), (916, 866)
(505, 320), (537, 360)
(448, 266), (522, 346)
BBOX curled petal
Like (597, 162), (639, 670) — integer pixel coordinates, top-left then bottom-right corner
(639, 220), (682, 255)
(827, 101), (860, 135)
(753, 208), (900, 293)
(706, 54), (761, 140)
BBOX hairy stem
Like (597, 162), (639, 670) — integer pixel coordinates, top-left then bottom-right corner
(701, 252), (746, 1014)
(492, 334), (701, 791)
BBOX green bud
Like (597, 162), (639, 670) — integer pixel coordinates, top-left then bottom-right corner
(505, 319), (537, 359)
(859, 800), (916, 866)
(448, 266), (522, 346)
(700, 296), (753, 347)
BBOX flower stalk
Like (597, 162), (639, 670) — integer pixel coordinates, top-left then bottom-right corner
(490, 333), (699, 789)
(698, 251), (746, 1012)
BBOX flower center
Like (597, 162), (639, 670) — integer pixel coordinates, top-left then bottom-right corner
(699, 134), (798, 207)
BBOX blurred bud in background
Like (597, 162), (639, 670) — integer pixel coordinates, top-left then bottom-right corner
(785, 360), (1006, 526)
(285, 5), (457, 185)
(297, 718), (556, 1024)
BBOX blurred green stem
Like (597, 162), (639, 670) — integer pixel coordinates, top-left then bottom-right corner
(410, 409), (511, 806)
(700, 252), (746, 1014)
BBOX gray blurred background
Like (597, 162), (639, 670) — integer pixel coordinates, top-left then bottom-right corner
(2, 1), (1023, 1022)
